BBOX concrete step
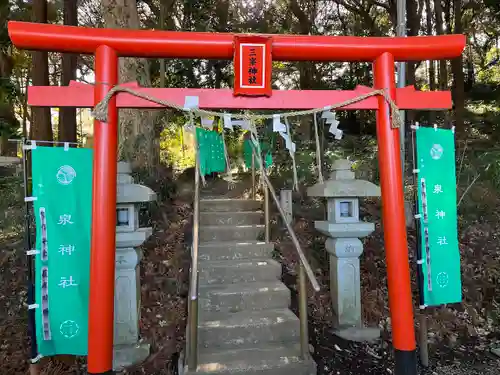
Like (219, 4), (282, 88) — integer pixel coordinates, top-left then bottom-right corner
(198, 309), (300, 350)
(200, 199), (262, 213)
(199, 241), (274, 262)
(199, 225), (264, 242)
(199, 259), (281, 285)
(187, 344), (316, 375)
(200, 211), (263, 226)
(199, 281), (290, 313)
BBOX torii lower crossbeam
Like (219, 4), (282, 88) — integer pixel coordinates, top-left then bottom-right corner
(29, 81), (452, 110)
(9, 20), (466, 375)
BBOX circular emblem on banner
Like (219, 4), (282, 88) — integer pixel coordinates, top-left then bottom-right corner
(56, 165), (76, 185)
(430, 144), (444, 160)
(60, 320), (79, 338)
(436, 272), (449, 288)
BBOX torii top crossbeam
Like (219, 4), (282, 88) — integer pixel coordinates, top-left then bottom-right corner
(9, 21), (464, 61)
(8, 21), (465, 375)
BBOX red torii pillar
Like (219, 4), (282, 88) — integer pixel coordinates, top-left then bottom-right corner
(8, 21), (465, 375)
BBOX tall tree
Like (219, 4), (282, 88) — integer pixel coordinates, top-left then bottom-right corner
(31, 0), (53, 141)
(101, 0), (158, 171)
(58, 0), (78, 143)
(0, 1), (19, 155)
(434, 0), (448, 91)
(425, 0), (437, 123)
(451, 0), (465, 131)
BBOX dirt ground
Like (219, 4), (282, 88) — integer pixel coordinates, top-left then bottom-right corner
(0, 175), (499, 374)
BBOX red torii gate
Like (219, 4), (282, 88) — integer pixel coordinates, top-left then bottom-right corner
(8, 21), (465, 375)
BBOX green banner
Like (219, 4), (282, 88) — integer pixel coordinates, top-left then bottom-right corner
(416, 127), (462, 306)
(196, 128), (227, 176)
(243, 139), (272, 169)
(32, 146), (93, 356)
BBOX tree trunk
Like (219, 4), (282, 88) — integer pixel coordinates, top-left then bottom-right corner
(290, 0), (316, 141)
(31, 0), (53, 141)
(451, 0), (465, 131)
(59, 0), (78, 143)
(435, 0), (448, 90)
(405, 0), (420, 124)
(0, 3), (17, 155)
(425, 0), (436, 123)
(102, 0), (159, 171)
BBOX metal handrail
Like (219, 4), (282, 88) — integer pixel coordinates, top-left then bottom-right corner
(188, 153), (200, 371)
(258, 166), (320, 292)
(252, 148), (319, 360)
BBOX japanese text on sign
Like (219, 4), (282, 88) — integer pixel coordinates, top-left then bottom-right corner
(240, 44), (265, 88)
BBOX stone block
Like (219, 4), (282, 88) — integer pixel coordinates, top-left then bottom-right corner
(199, 225), (264, 242)
(199, 259), (281, 285)
(116, 227), (152, 248)
(280, 190), (293, 225)
(186, 344), (316, 375)
(307, 179), (380, 198)
(330, 255), (361, 328)
(117, 161), (132, 174)
(329, 169), (355, 180)
(114, 247), (141, 346)
(198, 242), (274, 262)
(113, 342), (150, 371)
(314, 221), (375, 238)
(331, 159), (352, 171)
(333, 326), (381, 342)
(117, 173), (133, 184)
(325, 238), (363, 258)
(198, 309), (300, 350)
(200, 199), (262, 212)
(198, 281), (290, 313)
(117, 183), (157, 203)
(200, 211), (263, 226)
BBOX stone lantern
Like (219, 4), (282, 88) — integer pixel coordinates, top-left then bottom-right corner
(113, 162), (156, 370)
(307, 159), (381, 342)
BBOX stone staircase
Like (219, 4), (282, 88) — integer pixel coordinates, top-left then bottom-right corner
(185, 198), (317, 375)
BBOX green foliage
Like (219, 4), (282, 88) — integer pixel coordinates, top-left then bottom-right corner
(160, 120), (195, 170)
(477, 48), (500, 84)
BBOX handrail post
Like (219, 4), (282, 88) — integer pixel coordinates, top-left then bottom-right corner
(298, 263), (309, 359)
(188, 148), (200, 371)
(264, 183), (270, 242)
(251, 150), (256, 199)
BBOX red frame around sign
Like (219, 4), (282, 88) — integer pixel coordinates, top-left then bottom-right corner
(233, 35), (272, 96)
(8, 20), (465, 375)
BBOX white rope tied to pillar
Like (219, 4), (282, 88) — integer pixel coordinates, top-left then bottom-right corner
(191, 113), (206, 186)
(283, 117), (299, 191)
(313, 113), (324, 183)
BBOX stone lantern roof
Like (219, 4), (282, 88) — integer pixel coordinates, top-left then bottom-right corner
(307, 159), (380, 198)
(116, 162), (157, 203)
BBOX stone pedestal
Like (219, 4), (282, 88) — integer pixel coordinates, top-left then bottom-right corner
(307, 159), (381, 342)
(113, 162), (156, 370)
